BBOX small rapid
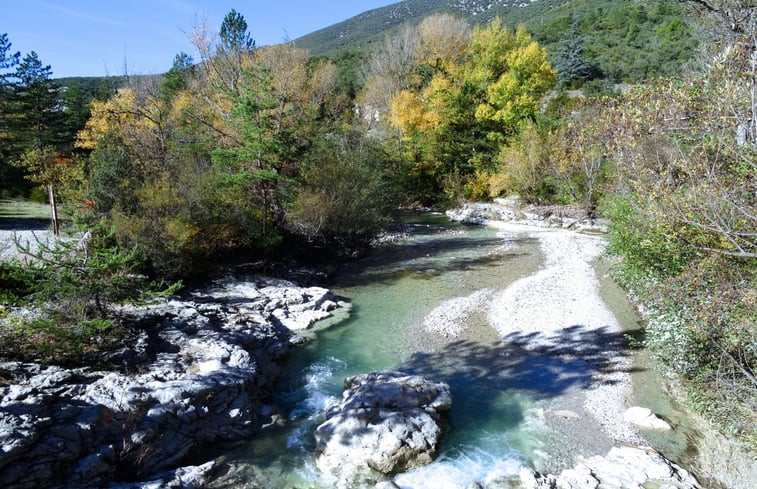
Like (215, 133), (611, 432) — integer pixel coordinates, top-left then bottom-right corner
(393, 436), (522, 489)
(283, 357), (344, 449)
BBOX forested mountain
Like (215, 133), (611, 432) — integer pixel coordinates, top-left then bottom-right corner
(296, 0), (700, 84)
(296, 0), (564, 56)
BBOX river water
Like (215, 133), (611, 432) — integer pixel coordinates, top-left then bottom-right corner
(208, 214), (699, 488)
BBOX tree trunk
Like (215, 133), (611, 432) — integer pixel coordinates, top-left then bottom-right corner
(47, 183), (59, 236)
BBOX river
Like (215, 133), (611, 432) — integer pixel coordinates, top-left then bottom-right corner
(206, 213), (700, 488)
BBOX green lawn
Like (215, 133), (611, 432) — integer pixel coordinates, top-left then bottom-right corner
(0, 199), (53, 231)
(0, 199), (51, 219)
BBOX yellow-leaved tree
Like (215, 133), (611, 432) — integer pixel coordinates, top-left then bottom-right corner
(385, 16), (556, 200)
(469, 21), (556, 141)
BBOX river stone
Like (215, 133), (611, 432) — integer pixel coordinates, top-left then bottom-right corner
(314, 370), (451, 479)
(518, 446), (702, 489)
(446, 201), (608, 232)
(623, 406), (672, 430)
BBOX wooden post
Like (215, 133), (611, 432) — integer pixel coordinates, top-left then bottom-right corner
(47, 183), (59, 236)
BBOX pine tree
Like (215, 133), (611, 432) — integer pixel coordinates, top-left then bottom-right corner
(12, 51), (64, 150)
(0, 33), (21, 195)
(160, 52), (194, 101)
(220, 9), (255, 53)
(555, 19), (595, 87)
(61, 81), (91, 149)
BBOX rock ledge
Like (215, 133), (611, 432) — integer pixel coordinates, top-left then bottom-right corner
(0, 277), (343, 489)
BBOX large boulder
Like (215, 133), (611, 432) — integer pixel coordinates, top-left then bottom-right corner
(314, 370), (451, 479)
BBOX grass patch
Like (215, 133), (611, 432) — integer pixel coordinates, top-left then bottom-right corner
(0, 199), (51, 219)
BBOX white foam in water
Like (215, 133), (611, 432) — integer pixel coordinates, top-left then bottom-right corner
(286, 357), (344, 448)
(393, 445), (522, 489)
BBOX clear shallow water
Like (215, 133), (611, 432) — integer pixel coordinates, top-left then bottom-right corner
(207, 215), (640, 488)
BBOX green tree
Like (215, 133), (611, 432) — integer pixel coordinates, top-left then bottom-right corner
(0, 33), (21, 195)
(12, 51), (63, 150)
(220, 9), (255, 52)
(160, 52), (194, 101)
(470, 21), (557, 141)
(554, 19), (596, 86)
(61, 81), (91, 149)
(292, 127), (399, 251)
(211, 65), (287, 255)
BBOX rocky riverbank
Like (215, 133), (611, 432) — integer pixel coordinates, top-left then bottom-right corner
(0, 277), (345, 488)
(445, 198), (608, 233)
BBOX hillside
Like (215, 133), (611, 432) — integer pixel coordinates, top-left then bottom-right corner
(295, 0), (568, 57)
(296, 0), (701, 84)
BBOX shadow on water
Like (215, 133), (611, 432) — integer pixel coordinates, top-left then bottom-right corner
(393, 325), (645, 445)
(333, 235), (537, 288)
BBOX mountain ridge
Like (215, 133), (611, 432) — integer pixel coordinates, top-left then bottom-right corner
(294, 0), (566, 57)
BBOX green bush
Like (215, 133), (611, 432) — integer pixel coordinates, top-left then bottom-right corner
(291, 128), (399, 251)
(603, 194), (695, 279)
(0, 261), (37, 305)
(0, 227), (180, 364)
(28, 186), (47, 204)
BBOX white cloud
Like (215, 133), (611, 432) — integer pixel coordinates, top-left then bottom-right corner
(39, 1), (134, 29)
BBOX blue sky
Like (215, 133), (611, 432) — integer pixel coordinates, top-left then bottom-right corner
(3, 1), (398, 78)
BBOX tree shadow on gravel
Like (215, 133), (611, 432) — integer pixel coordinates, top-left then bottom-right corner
(0, 217), (50, 230)
(397, 326), (645, 432)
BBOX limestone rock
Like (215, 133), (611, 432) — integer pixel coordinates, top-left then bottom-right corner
(446, 201), (608, 232)
(314, 370), (451, 480)
(0, 276), (344, 488)
(520, 446), (702, 489)
(374, 481), (401, 489)
(105, 461), (215, 488)
(623, 406), (672, 430)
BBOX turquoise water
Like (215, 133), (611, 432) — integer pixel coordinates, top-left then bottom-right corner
(209, 215), (608, 488)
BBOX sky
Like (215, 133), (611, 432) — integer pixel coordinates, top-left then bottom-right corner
(3, 0), (399, 78)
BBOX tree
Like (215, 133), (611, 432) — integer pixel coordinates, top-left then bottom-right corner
(210, 68), (287, 256)
(359, 25), (421, 119)
(7, 52), (68, 229)
(14, 146), (85, 235)
(596, 10), (756, 439)
(386, 17), (556, 202)
(12, 52), (63, 150)
(160, 52), (194, 101)
(417, 13), (470, 73)
(219, 9), (255, 52)
(678, 0), (755, 35)
(61, 81), (91, 149)
(554, 19), (596, 86)
(469, 21), (556, 141)
(0, 33), (21, 195)
(291, 127), (398, 250)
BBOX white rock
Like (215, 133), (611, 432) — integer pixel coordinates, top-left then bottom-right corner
(522, 446), (702, 489)
(623, 406), (672, 430)
(315, 370), (451, 480)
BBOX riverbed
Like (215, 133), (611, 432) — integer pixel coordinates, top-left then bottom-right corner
(205, 213), (701, 488)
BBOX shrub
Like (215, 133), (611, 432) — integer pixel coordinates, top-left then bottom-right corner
(0, 227), (179, 364)
(290, 128), (399, 252)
